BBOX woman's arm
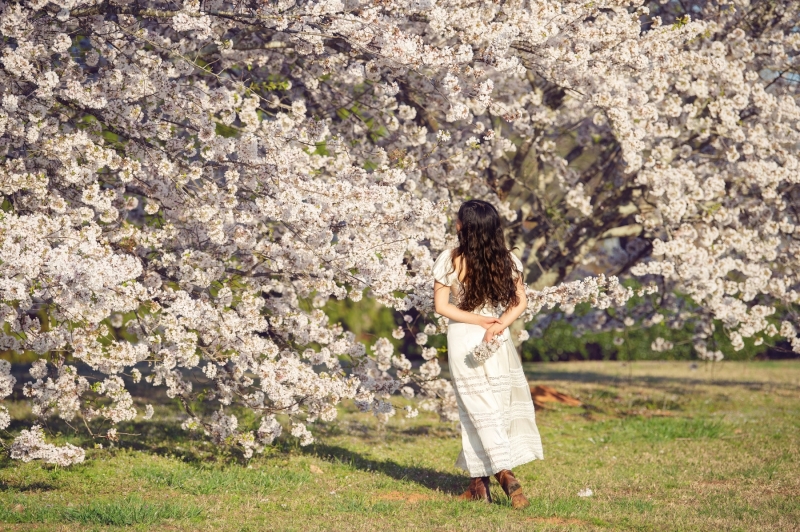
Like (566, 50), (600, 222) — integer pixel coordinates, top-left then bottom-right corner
(498, 274), (528, 328)
(483, 274), (528, 342)
(434, 281), (501, 329)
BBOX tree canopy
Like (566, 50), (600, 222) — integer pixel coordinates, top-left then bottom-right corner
(0, 0), (797, 462)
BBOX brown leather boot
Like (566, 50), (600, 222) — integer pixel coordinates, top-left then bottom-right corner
(494, 469), (529, 509)
(457, 477), (492, 503)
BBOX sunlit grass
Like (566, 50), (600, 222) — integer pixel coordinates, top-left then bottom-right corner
(0, 360), (798, 531)
(0, 494), (202, 526)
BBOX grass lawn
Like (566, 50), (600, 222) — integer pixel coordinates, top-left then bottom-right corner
(1, 360), (798, 531)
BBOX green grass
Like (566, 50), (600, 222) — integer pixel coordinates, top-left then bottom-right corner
(597, 417), (728, 442)
(0, 360), (798, 531)
(131, 462), (313, 495)
(0, 494), (202, 525)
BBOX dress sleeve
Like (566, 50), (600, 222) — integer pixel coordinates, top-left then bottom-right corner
(510, 252), (524, 276)
(432, 249), (454, 286)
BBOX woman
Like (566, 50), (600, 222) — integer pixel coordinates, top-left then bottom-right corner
(432, 199), (543, 509)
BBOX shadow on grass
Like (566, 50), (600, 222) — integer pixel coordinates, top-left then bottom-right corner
(112, 420), (222, 464)
(4, 415), (232, 466)
(0, 480), (56, 493)
(525, 366), (788, 391)
(306, 443), (467, 495)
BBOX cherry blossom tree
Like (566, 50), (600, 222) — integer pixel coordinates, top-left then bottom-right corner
(0, 0), (796, 463)
(493, 0), (800, 359)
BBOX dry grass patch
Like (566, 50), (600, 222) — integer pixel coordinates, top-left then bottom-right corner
(374, 491), (433, 504)
(528, 516), (589, 525)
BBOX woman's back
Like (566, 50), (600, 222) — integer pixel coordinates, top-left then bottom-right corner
(444, 200), (522, 314)
(433, 247), (524, 318)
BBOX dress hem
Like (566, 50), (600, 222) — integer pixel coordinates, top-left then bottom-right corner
(455, 452), (545, 477)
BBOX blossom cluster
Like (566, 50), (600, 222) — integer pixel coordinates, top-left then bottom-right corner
(470, 336), (505, 364)
(9, 425), (85, 467)
(524, 275), (644, 319)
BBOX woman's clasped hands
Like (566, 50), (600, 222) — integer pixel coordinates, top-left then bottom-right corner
(477, 315), (506, 343)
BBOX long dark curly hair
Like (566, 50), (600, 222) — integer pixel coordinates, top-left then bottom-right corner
(450, 199), (520, 312)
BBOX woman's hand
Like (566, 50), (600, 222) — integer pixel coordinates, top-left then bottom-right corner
(483, 323), (506, 343)
(477, 315), (502, 330)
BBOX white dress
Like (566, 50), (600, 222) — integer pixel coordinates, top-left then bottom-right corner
(433, 248), (544, 477)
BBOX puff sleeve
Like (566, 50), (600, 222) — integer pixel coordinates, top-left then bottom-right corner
(432, 249), (455, 286)
(510, 252), (524, 277)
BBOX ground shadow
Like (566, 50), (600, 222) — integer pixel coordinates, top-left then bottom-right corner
(524, 367), (794, 391)
(111, 419), (225, 464)
(0, 480), (56, 493)
(306, 443), (467, 495)
(4, 415), (232, 466)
